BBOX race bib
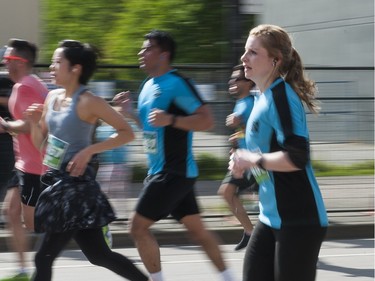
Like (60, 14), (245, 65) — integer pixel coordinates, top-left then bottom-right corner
(250, 166), (270, 184)
(143, 131), (157, 154)
(43, 134), (69, 170)
(250, 147), (270, 184)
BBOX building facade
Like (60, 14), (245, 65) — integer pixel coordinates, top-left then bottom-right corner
(255, 0), (374, 143)
(0, 0), (41, 51)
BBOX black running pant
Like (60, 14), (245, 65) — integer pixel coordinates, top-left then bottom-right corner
(32, 228), (148, 281)
(243, 221), (327, 281)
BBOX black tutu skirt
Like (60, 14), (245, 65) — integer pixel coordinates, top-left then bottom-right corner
(35, 170), (116, 233)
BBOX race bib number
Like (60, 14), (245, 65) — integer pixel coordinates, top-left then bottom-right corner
(143, 131), (157, 154)
(43, 134), (69, 170)
(250, 166), (270, 184)
(250, 147), (270, 184)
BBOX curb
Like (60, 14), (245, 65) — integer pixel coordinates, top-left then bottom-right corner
(0, 223), (373, 252)
(113, 223), (375, 248)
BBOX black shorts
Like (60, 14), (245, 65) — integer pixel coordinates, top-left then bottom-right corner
(16, 169), (43, 207)
(5, 170), (19, 190)
(136, 173), (200, 222)
(221, 170), (258, 195)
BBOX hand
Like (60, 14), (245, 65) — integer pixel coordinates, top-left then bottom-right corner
(66, 148), (92, 177)
(112, 91), (134, 117)
(231, 149), (262, 171)
(228, 130), (244, 148)
(148, 108), (172, 127)
(228, 153), (245, 178)
(226, 113), (241, 128)
(0, 117), (7, 133)
(24, 103), (44, 125)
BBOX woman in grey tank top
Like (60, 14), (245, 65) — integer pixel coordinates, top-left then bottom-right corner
(26, 40), (150, 281)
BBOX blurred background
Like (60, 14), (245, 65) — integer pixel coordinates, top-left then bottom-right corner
(0, 0), (373, 221)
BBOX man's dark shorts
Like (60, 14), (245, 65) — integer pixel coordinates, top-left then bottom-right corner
(5, 170), (19, 190)
(136, 172), (200, 222)
(10, 169), (43, 207)
(221, 170), (259, 195)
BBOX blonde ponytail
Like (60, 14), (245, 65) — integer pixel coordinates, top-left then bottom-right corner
(285, 48), (320, 113)
(250, 24), (320, 114)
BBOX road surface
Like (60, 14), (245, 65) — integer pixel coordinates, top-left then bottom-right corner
(0, 239), (373, 280)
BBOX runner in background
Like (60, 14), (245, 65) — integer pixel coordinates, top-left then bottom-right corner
(217, 64), (258, 251)
(0, 39), (48, 281)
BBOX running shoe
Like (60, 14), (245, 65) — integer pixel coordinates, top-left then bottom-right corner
(0, 273), (29, 281)
(102, 224), (113, 248)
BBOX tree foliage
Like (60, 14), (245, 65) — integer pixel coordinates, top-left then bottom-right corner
(41, 0), (230, 66)
(40, 0), (122, 60)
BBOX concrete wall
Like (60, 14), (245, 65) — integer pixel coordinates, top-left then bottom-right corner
(253, 0), (374, 143)
(258, 0), (374, 67)
(0, 0), (41, 49)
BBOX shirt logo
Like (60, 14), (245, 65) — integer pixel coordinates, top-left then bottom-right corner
(251, 121), (259, 133)
(153, 86), (162, 97)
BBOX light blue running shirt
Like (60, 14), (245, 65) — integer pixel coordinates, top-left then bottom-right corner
(245, 78), (328, 229)
(138, 69), (204, 178)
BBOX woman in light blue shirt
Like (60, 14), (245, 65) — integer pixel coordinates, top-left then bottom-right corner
(230, 24), (328, 281)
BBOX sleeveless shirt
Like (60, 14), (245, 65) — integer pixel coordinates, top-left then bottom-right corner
(45, 85), (95, 168)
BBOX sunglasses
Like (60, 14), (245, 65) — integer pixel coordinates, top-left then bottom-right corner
(2, 55), (28, 63)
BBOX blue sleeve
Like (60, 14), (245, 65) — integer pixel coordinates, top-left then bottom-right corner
(175, 92), (202, 114)
(172, 77), (204, 115)
(234, 96), (254, 125)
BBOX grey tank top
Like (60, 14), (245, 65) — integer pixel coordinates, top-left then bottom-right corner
(45, 85), (95, 166)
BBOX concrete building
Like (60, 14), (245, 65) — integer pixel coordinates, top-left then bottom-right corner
(258, 0), (374, 68)
(241, 0), (374, 143)
(0, 0), (41, 50)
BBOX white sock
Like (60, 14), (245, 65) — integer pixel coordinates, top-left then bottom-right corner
(150, 270), (165, 281)
(19, 268), (28, 275)
(220, 268), (236, 281)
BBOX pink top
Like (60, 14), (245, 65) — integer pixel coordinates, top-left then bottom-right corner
(8, 75), (48, 175)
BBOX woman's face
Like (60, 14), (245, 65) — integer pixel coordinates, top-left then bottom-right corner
(241, 35), (275, 87)
(49, 48), (74, 87)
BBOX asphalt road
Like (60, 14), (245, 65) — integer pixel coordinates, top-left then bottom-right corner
(0, 239), (373, 281)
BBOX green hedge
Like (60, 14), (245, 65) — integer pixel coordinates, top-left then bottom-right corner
(130, 153), (374, 182)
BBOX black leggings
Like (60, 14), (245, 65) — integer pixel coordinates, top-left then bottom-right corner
(243, 221), (327, 281)
(32, 228), (148, 281)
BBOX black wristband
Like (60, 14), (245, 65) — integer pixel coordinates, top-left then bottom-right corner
(256, 156), (266, 170)
(171, 115), (177, 127)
